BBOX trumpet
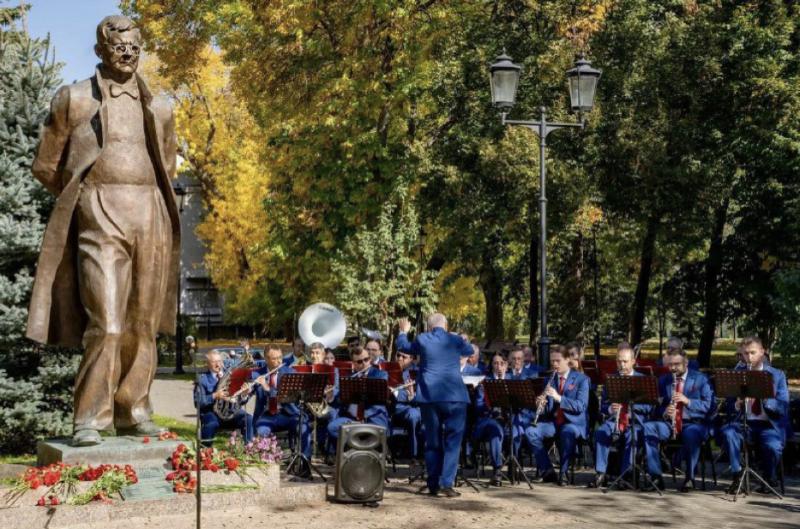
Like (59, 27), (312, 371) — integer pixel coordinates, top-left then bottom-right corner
(390, 380), (416, 398)
(533, 371), (559, 426)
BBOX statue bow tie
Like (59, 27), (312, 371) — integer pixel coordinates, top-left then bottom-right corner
(109, 84), (139, 99)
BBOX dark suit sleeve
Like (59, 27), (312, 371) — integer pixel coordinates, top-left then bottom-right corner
(194, 377), (215, 413)
(456, 335), (473, 357)
(32, 85), (70, 195)
(396, 332), (413, 354)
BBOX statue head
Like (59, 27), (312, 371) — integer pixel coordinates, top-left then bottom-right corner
(95, 15), (142, 77)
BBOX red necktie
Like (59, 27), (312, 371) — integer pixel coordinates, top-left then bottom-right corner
(268, 373), (278, 415)
(618, 403), (629, 432)
(555, 376), (566, 426)
(751, 398), (762, 416)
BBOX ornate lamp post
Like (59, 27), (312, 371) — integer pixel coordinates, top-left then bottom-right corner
(490, 51), (601, 368)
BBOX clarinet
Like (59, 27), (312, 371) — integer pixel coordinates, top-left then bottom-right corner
(533, 370), (559, 426)
(670, 377), (679, 440)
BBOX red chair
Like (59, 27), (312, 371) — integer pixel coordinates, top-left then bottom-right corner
(597, 359), (618, 375)
(654, 366), (671, 377)
(637, 365), (654, 376)
(583, 367), (602, 386)
(333, 360), (352, 370)
(582, 359), (597, 370)
(312, 363), (336, 384)
(637, 358), (657, 368)
(293, 365), (312, 373)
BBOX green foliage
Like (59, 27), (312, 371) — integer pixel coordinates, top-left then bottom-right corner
(771, 270), (800, 357)
(331, 187), (436, 339)
(0, 15), (77, 454)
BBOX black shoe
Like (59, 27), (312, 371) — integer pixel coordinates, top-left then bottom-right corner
(324, 454), (335, 466)
(490, 471), (503, 487)
(587, 472), (605, 489)
(440, 487), (461, 498)
(726, 471), (743, 495)
(541, 470), (558, 483)
(555, 473), (566, 487)
(756, 479), (778, 494)
(678, 478), (695, 493)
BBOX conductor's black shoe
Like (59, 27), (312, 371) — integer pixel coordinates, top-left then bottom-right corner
(440, 487), (461, 498)
(556, 473), (566, 487)
(490, 471), (503, 487)
(726, 472), (743, 495)
(587, 472), (605, 488)
(324, 454), (335, 466)
(541, 470), (558, 484)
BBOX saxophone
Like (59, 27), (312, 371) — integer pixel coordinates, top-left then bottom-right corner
(213, 351), (256, 421)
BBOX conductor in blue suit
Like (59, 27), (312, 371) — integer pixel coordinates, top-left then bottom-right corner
(397, 314), (473, 498)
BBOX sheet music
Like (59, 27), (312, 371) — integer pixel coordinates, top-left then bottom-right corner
(462, 375), (485, 387)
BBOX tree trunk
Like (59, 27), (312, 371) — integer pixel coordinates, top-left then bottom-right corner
(697, 197), (730, 368)
(629, 215), (659, 347)
(480, 258), (504, 342)
(528, 226), (538, 347)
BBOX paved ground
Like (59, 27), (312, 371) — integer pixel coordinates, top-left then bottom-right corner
(151, 377), (197, 422)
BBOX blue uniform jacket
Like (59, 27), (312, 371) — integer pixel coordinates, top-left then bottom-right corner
(252, 365), (301, 419)
(725, 364), (789, 439)
(394, 368), (417, 414)
(543, 370), (590, 437)
(656, 369), (714, 423)
(507, 366), (537, 380)
(397, 328), (474, 404)
(195, 371), (222, 415)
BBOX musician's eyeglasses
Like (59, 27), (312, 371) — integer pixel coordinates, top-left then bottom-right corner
(354, 358), (370, 364)
(365, 348), (380, 352)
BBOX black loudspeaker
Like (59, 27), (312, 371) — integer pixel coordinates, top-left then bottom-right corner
(333, 423), (387, 503)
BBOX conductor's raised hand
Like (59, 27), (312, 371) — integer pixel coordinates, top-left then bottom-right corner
(397, 317), (412, 334)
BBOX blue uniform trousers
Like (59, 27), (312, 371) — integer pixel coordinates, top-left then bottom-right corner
(594, 420), (643, 476)
(255, 413), (311, 459)
(643, 421), (708, 480)
(472, 417), (503, 470)
(420, 402), (467, 491)
(327, 414), (390, 454)
(200, 410), (253, 443)
(392, 407), (424, 458)
(524, 421), (583, 476)
(720, 420), (784, 481)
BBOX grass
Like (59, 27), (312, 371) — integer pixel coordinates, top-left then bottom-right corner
(155, 372), (198, 382)
(0, 454), (35, 466)
(152, 414), (196, 440)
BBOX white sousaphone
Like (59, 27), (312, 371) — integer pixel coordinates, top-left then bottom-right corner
(297, 302), (346, 420)
(297, 302), (347, 349)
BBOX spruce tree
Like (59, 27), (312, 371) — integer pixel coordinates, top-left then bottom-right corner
(0, 2), (79, 454)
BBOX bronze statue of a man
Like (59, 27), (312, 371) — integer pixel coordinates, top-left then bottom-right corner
(26, 15), (180, 446)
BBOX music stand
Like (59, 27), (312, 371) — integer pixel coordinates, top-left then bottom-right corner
(713, 369), (782, 501)
(339, 377), (389, 419)
(603, 375), (662, 496)
(482, 379), (533, 489)
(278, 373), (328, 481)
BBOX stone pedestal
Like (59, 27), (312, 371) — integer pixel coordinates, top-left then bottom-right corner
(37, 436), (184, 467)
